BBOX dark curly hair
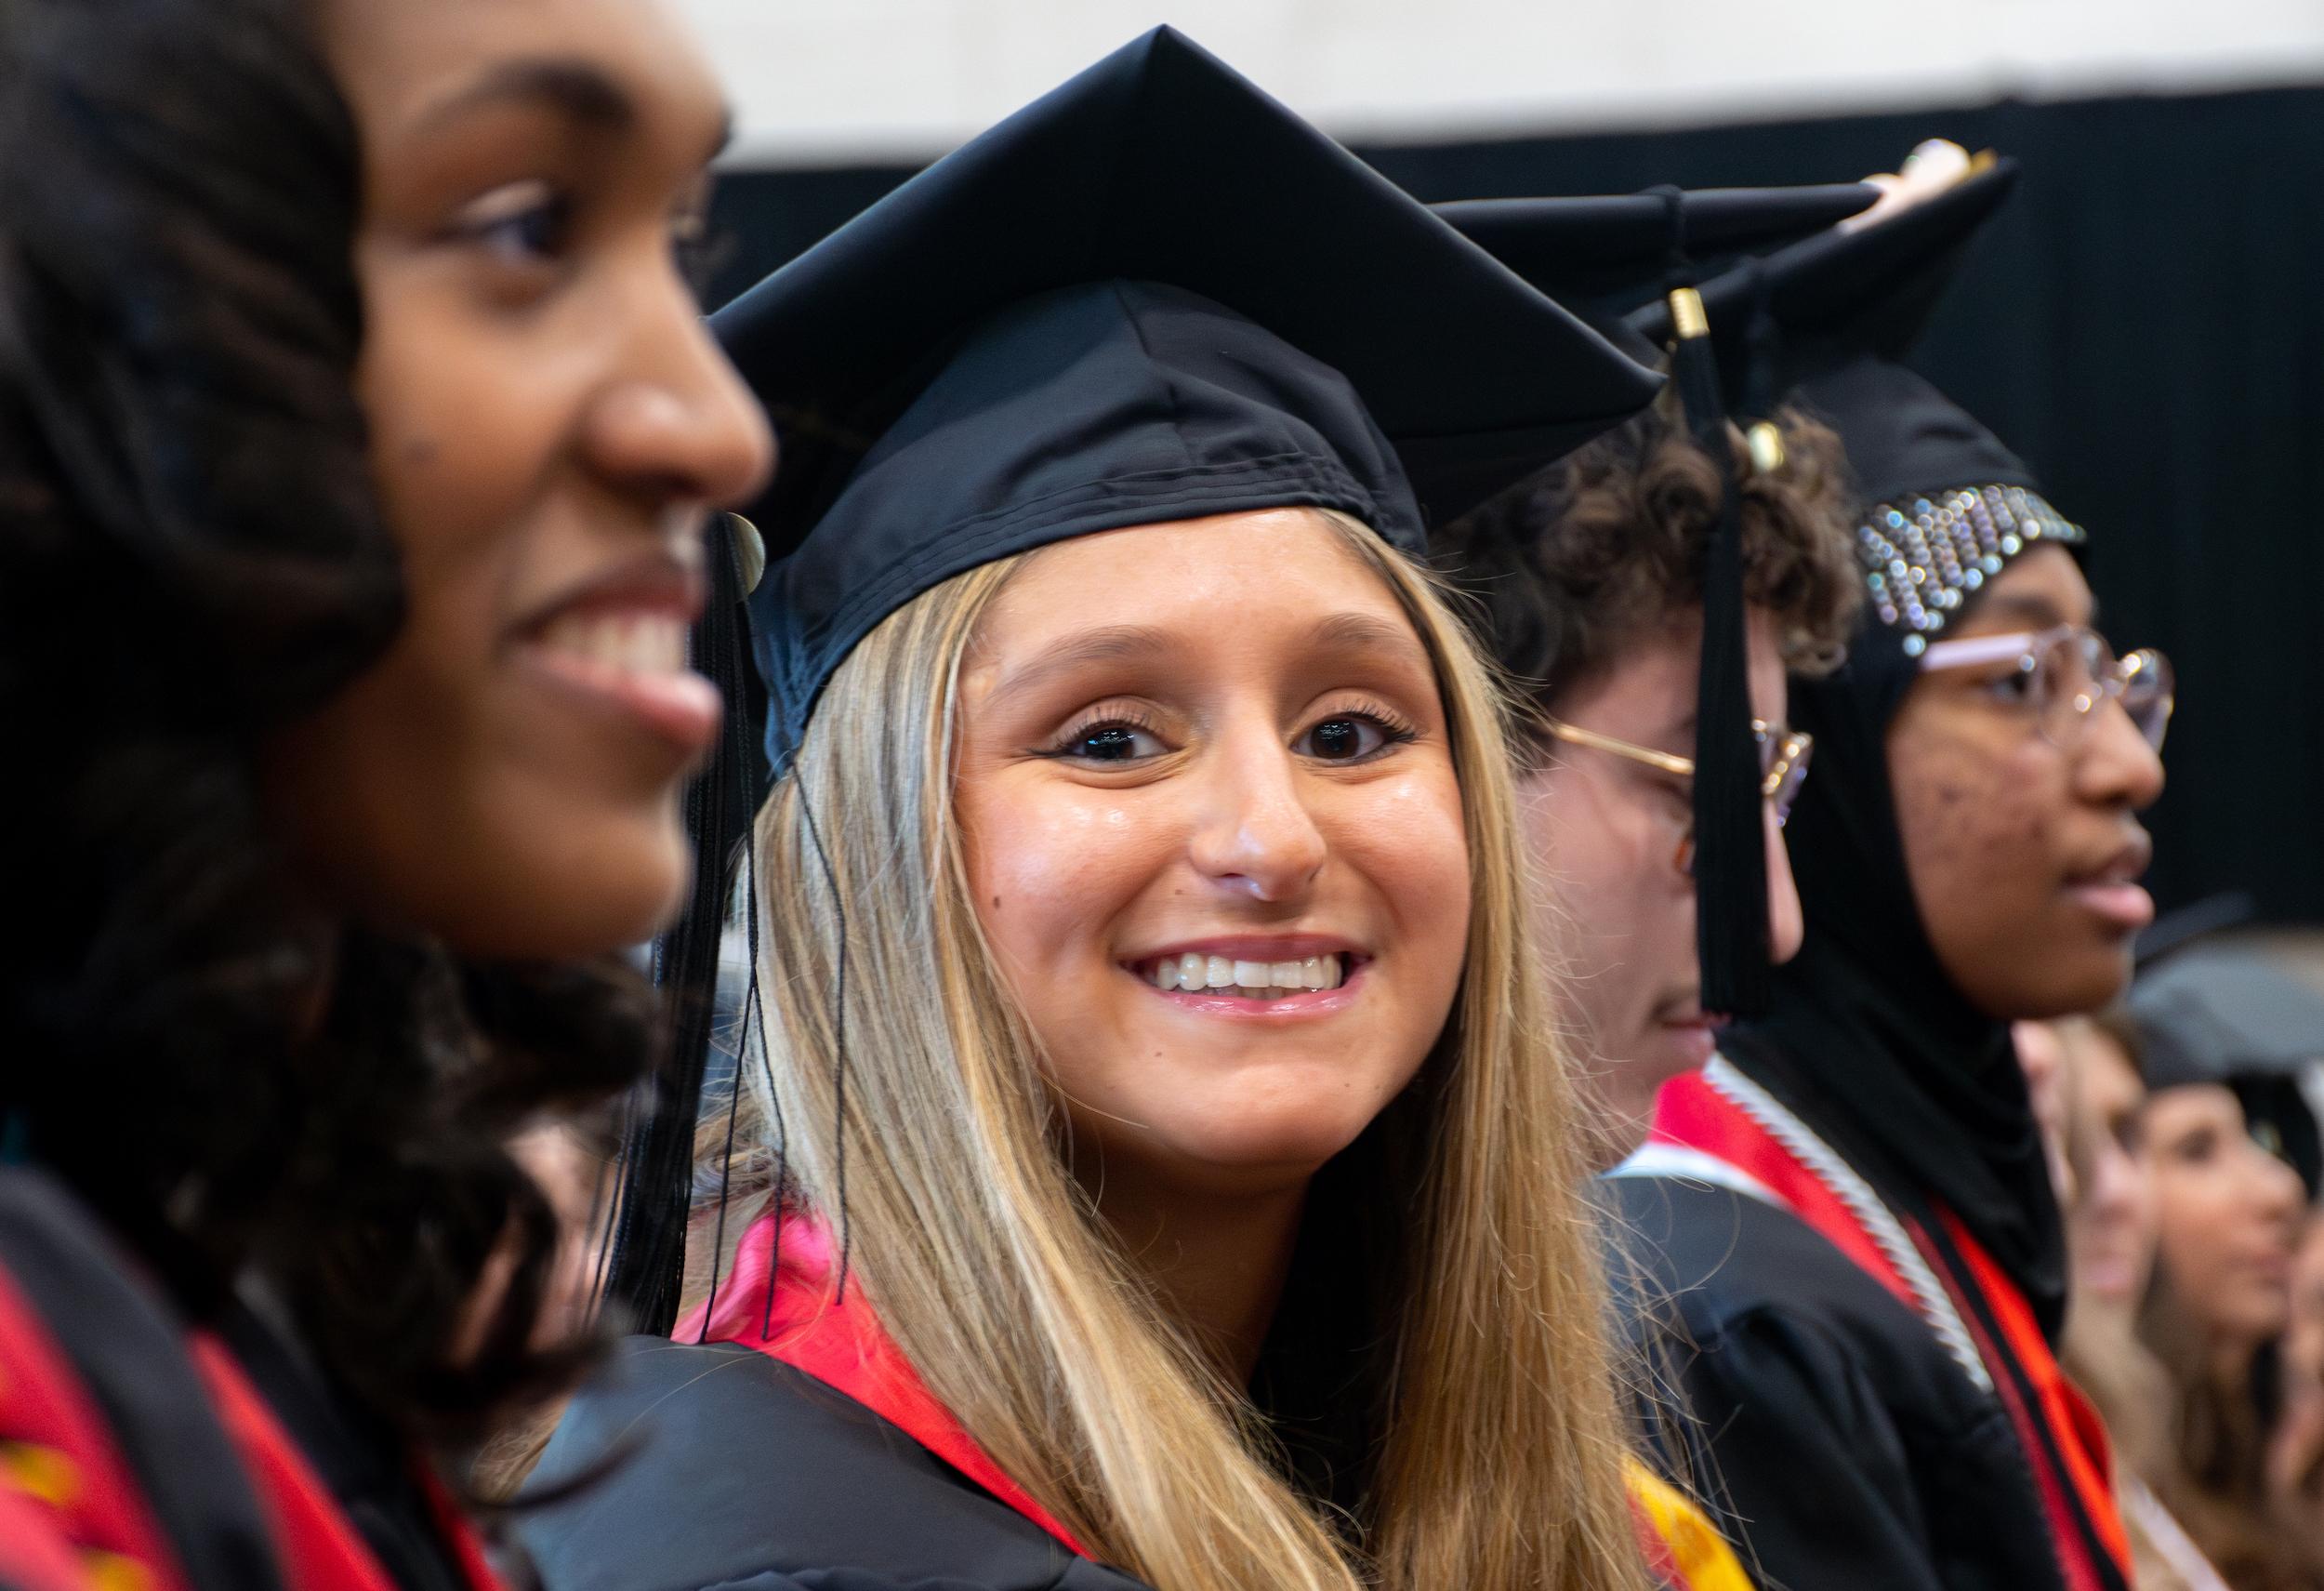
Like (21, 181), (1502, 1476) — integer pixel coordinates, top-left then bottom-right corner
(0, 0), (652, 1450)
(1435, 401), (1862, 720)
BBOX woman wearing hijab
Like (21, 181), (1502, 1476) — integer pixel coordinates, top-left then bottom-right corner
(521, 29), (1664, 1591)
(0, 0), (772, 1588)
(1608, 160), (2171, 1591)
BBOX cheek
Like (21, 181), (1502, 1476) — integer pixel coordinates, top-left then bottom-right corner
(1335, 765), (1472, 1019)
(1892, 736), (2050, 896)
(1891, 727), (2077, 977)
(2156, 1176), (2230, 1275)
(962, 780), (1167, 978)
(356, 267), (581, 561)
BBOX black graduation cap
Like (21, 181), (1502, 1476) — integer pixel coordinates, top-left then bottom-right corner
(1434, 183), (1877, 351)
(1626, 157), (2081, 670)
(717, 25), (1662, 771)
(1440, 182), (1879, 1019)
(602, 26), (1663, 1333)
(1625, 159), (2038, 503)
(2131, 944), (2324, 1197)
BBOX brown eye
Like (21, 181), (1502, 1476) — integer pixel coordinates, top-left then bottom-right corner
(1295, 711), (1412, 763)
(1306, 718), (1365, 760)
(455, 180), (575, 267)
(1045, 719), (1168, 763)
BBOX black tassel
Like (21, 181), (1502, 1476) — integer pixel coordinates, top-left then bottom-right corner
(602, 514), (762, 1336)
(1652, 190), (1772, 1020)
(1686, 366), (1772, 1019)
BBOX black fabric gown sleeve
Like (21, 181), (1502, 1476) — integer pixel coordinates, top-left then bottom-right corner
(0, 1168), (287, 1591)
(1605, 1173), (2064, 1591)
(519, 1338), (1150, 1591)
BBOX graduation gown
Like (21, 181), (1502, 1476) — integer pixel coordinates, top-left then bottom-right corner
(0, 1165), (505, 1591)
(522, 1216), (1147, 1591)
(1604, 1060), (2130, 1591)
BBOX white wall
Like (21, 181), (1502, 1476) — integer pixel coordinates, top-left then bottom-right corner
(679, 0), (2324, 167)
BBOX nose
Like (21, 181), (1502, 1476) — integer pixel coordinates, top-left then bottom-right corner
(2077, 689), (2166, 813)
(2091, 1143), (2144, 1223)
(582, 268), (776, 511)
(1763, 799), (1805, 964)
(2249, 1140), (2307, 1226)
(1186, 722), (1327, 903)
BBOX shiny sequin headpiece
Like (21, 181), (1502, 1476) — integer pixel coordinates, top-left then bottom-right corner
(1858, 484), (2087, 656)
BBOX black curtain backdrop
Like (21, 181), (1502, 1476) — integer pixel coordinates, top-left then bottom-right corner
(704, 83), (2324, 925)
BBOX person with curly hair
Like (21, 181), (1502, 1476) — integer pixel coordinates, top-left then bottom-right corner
(1437, 393), (1860, 1155)
(0, 1), (771, 1587)
(1433, 186), (1868, 1160)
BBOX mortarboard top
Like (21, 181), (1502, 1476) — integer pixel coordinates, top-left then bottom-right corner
(713, 25), (1662, 771)
(2133, 944), (2324, 1092)
(1624, 159), (2085, 656)
(1436, 182), (1880, 1019)
(1624, 160), (2032, 506)
(1434, 183), (1877, 353)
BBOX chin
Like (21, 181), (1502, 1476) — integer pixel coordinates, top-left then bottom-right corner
(1984, 948), (2135, 1022)
(441, 820), (693, 961)
(1143, 1097), (1383, 1189)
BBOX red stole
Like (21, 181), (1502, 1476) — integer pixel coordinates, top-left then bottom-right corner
(186, 1336), (506, 1591)
(0, 1252), (504, 1591)
(1652, 1069), (2132, 1591)
(676, 1214), (1090, 1558)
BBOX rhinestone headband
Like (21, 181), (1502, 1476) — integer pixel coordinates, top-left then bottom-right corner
(1857, 484), (2087, 656)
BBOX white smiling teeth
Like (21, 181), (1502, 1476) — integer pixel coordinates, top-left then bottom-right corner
(539, 612), (689, 679)
(1147, 953), (1347, 998)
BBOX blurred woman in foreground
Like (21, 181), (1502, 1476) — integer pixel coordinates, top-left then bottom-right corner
(0, 0), (769, 1584)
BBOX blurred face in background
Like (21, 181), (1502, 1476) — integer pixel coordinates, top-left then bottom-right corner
(1887, 548), (2166, 1021)
(2285, 1212), (2324, 1395)
(2146, 1081), (2305, 1360)
(271, 0), (774, 960)
(2014, 1018), (2076, 1202)
(2058, 1018), (2156, 1315)
(1522, 608), (1804, 1157)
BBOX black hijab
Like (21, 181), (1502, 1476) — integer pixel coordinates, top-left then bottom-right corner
(1719, 357), (2084, 1334)
(1628, 164), (2084, 1332)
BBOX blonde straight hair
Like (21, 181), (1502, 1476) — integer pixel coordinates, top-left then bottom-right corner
(739, 510), (1647, 1591)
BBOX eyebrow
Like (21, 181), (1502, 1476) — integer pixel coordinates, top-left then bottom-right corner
(1965, 590), (2080, 631)
(989, 611), (1430, 701)
(1309, 610), (1430, 667)
(992, 624), (1176, 699)
(411, 59), (639, 139)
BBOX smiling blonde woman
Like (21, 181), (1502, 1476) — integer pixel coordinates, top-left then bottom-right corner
(521, 26), (1668, 1591)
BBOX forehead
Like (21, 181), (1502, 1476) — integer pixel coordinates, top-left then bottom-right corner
(2148, 1082), (2245, 1130)
(973, 509), (1421, 660)
(321, 0), (722, 131)
(1949, 543), (2095, 637)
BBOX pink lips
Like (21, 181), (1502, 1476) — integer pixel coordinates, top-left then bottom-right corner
(510, 550), (720, 755)
(2066, 831), (2156, 933)
(2067, 882), (2156, 933)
